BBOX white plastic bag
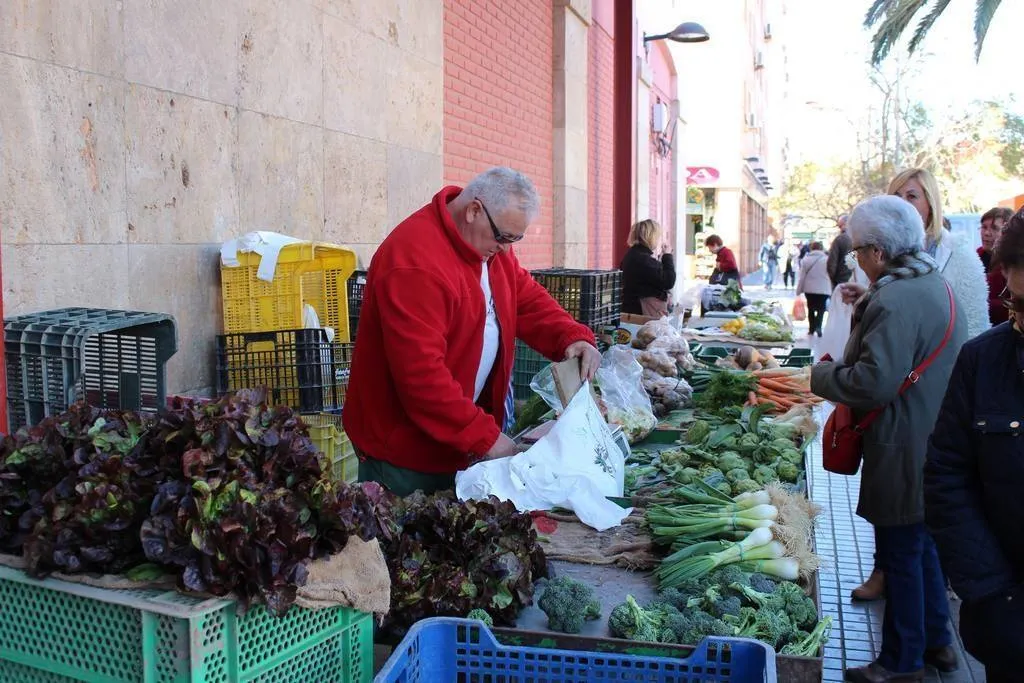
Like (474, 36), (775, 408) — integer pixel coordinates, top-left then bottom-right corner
(820, 284), (854, 361)
(455, 382), (631, 531)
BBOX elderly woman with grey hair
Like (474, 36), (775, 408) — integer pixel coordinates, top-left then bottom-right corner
(811, 195), (967, 683)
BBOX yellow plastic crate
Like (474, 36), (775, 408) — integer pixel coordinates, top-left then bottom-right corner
(304, 413), (358, 485)
(221, 241), (358, 340)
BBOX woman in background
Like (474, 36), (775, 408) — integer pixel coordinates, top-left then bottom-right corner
(704, 234), (741, 287)
(795, 241), (831, 337)
(620, 219), (676, 317)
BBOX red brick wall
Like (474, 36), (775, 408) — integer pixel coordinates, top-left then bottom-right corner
(588, 3), (616, 269)
(442, 0), (554, 269)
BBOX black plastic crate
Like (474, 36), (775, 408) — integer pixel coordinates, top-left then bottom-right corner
(511, 339), (548, 401)
(216, 329), (353, 413)
(530, 268), (622, 330)
(4, 308), (178, 431)
(347, 270), (368, 338)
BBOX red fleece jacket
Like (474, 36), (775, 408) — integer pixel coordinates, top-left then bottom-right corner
(979, 246), (1009, 325)
(342, 186), (596, 474)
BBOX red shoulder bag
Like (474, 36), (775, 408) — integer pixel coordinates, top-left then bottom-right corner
(823, 282), (955, 475)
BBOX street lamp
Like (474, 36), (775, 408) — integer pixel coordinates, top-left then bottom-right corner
(643, 22), (710, 45)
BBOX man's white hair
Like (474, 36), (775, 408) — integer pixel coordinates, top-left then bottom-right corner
(847, 195), (925, 259)
(462, 167), (540, 223)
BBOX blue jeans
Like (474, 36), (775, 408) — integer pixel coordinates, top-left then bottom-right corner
(763, 262), (777, 287)
(874, 523), (952, 672)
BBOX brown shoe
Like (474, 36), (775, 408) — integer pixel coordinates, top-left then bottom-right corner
(851, 568), (885, 602)
(844, 662), (924, 682)
(924, 646), (958, 672)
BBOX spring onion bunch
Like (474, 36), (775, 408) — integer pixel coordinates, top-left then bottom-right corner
(655, 527), (801, 589)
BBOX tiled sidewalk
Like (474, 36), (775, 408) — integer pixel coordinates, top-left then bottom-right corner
(806, 426), (987, 682)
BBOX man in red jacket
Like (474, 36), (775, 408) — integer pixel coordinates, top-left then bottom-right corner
(343, 167), (602, 496)
(979, 207), (1014, 326)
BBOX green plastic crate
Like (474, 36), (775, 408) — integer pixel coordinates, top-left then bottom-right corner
(512, 339), (548, 401)
(0, 566), (373, 683)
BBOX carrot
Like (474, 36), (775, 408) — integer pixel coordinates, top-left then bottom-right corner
(757, 378), (799, 393)
(752, 368), (803, 378)
(756, 389), (797, 407)
(748, 391), (758, 405)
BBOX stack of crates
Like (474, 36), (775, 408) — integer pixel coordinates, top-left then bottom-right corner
(217, 240), (359, 484)
(530, 268), (622, 331)
(346, 270), (368, 339)
(4, 308), (178, 431)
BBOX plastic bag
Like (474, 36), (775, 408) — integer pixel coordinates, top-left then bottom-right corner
(596, 347), (657, 444)
(820, 284), (855, 361)
(455, 381), (631, 531)
(529, 364), (562, 411)
(791, 297), (807, 322)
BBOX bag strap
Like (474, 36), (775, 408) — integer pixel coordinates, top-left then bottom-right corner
(854, 282), (955, 433)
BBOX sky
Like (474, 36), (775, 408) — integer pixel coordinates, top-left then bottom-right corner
(784, 0), (1024, 165)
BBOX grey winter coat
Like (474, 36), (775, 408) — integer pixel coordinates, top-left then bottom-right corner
(811, 269), (966, 527)
(795, 250), (831, 296)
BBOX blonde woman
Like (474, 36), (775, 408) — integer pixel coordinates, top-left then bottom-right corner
(847, 168), (989, 614)
(621, 219), (676, 317)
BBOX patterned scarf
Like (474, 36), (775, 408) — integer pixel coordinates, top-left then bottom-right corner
(853, 251), (937, 325)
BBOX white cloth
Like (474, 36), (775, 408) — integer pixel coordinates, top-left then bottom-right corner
(220, 231), (304, 282)
(474, 261), (500, 402)
(456, 382), (631, 531)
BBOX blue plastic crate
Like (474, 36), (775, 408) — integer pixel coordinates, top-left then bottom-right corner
(375, 618), (777, 683)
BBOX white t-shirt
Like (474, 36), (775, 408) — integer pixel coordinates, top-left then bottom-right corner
(474, 261), (501, 402)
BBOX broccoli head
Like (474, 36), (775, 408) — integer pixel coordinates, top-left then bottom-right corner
(538, 576), (602, 634)
(675, 609), (733, 645)
(733, 580), (818, 631)
(775, 460), (800, 483)
(747, 572), (778, 594)
(732, 478), (763, 495)
(608, 595), (666, 641)
(708, 564), (748, 589)
(725, 467), (751, 484)
(466, 608), (494, 627)
(752, 464), (778, 485)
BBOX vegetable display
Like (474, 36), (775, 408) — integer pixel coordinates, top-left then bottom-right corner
(0, 394), (392, 615)
(381, 491), (547, 634)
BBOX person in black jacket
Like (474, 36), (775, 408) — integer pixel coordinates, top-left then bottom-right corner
(620, 219), (676, 317)
(925, 206), (1024, 683)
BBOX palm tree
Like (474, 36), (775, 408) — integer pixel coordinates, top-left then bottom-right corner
(865, 0), (1003, 65)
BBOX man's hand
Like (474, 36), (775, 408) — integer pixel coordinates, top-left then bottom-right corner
(565, 341), (602, 381)
(483, 433), (520, 461)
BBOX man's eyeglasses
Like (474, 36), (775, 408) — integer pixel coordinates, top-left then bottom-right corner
(1000, 287), (1024, 313)
(475, 197), (525, 244)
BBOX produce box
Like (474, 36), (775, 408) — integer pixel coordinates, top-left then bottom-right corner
(377, 617), (777, 682)
(303, 412), (358, 485)
(0, 566), (373, 683)
(216, 329), (352, 413)
(4, 307), (178, 431)
(221, 240), (358, 340)
(531, 268), (622, 331)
